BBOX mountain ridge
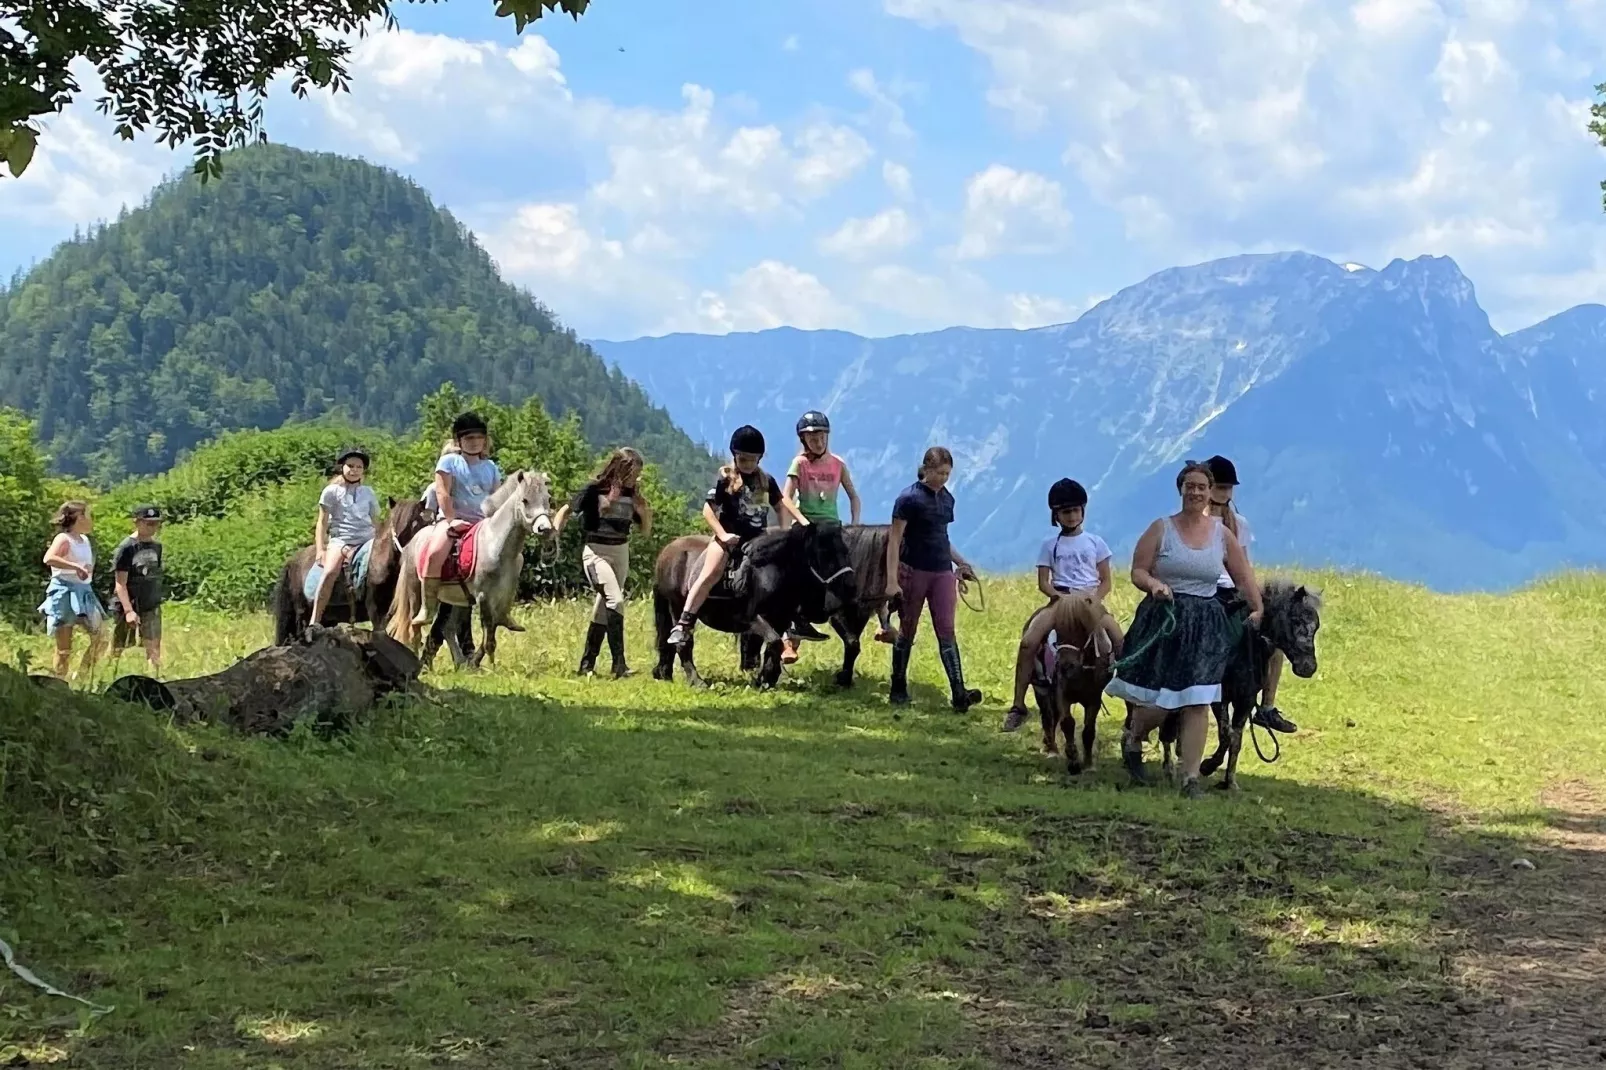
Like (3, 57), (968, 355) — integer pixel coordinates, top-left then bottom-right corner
(589, 250), (1606, 592)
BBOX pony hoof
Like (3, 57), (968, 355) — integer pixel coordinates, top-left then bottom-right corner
(834, 672), (854, 689)
(652, 666), (672, 681)
(1200, 757), (1223, 777)
(1216, 778), (1240, 793)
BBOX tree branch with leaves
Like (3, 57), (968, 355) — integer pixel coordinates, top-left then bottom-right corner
(0, 0), (590, 179)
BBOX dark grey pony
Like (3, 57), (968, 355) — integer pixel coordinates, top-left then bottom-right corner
(738, 523), (894, 688)
(1157, 578), (1323, 790)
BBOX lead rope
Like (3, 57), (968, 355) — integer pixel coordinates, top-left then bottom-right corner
(0, 933), (114, 1018)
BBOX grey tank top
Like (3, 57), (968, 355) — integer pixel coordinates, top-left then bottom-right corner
(1154, 516), (1226, 598)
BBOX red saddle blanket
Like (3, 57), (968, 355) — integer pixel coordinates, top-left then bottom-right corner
(435, 522), (481, 583)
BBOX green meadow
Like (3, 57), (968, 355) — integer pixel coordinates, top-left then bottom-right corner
(3, 570), (1603, 1068)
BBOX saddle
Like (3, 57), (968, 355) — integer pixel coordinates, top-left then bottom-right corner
(694, 542), (752, 601)
(417, 521), (481, 585)
(302, 539), (375, 604)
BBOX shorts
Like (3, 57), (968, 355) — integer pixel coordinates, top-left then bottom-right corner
(114, 607), (162, 649)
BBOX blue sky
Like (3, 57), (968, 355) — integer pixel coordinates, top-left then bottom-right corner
(6, 0), (1606, 340)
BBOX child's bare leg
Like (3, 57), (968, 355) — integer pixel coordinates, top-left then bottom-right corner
(77, 627), (105, 680)
(669, 543), (728, 645)
(1003, 607), (1055, 731)
(52, 626), (73, 679)
(309, 543), (346, 624)
(1102, 614), (1125, 657)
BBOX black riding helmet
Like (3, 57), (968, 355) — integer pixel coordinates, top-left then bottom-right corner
(730, 424), (766, 456)
(336, 445), (370, 469)
(1205, 455), (1239, 486)
(796, 410), (830, 437)
(1048, 477), (1087, 511)
(452, 411), (489, 439)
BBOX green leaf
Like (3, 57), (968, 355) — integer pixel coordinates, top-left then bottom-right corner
(4, 128), (37, 178)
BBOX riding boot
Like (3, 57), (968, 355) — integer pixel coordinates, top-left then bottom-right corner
(937, 638), (983, 712)
(605, 610), (633, 678)
(667, 610), (697, 649)
(888, 636), (912, 705)
(577, 621), (606, 675)
(412, 578), (440, 626)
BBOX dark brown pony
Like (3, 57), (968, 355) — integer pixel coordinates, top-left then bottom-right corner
(1029, 594), (1114, 774)
(271, 497), (432, 645)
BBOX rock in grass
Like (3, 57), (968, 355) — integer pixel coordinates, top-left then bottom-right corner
(1510, 857), (1535, 871)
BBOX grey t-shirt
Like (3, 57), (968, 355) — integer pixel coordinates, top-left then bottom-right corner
(319, 482), (381, 546)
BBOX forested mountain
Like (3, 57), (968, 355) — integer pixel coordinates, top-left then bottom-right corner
(0, 144), (714, 492)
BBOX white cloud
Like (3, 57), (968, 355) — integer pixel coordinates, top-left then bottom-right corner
(883, 160), (914, 198)
(0, 67), (172, 228)
(782, 34), (801, 52)
(884, 0), (1606, 327)
(849, 68), (915, 139)
(669, 261), (859, 334)
(954, 164), (1071, 259)
(858, 264), (1080, 329)
(819, 207), (920, 260)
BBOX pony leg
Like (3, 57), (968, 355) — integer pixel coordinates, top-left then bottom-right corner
(830, 610), (864, 689)
(1062, 703), (1081, 774)
(678, 631), (707, 689)
(470, 597), (497, 670)
(1081, 697), (1101, 772)
(1033, 682), (1057, 754)
(1223, 698), (1252, 791)
(1200, 700), (1232, 778)
(759, 639), (784, 690)
(652, 590), (676, 682)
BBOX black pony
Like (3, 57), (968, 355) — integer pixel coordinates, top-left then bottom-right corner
(653, 521), (859, 689)
(1157, 578), (1323, 789)
(737, 523), (894, 687)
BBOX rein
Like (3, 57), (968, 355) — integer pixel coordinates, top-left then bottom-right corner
(811, 564), (854, 585)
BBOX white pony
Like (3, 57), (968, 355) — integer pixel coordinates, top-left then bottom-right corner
(387, 470), (553, 667)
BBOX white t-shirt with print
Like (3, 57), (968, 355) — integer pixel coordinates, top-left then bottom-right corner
(1218, 510), (1253, 588)
(1036, 529), (1111, 592)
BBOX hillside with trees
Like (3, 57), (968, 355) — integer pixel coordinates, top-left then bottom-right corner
(0, 143), (714, 492)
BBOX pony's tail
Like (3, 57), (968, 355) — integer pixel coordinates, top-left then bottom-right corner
(271, 562), (299, 646)
(387, 547), (420, 647)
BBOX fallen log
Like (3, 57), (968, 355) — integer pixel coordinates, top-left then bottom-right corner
(105, 625), (420, 736)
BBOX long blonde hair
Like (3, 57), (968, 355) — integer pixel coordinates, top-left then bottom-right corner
(718, 456), (765, 495)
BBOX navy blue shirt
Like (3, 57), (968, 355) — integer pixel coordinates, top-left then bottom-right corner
(892, 480), (955, 572)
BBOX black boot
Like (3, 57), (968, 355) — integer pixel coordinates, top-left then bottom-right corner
(889, 636), (912, 705)
(792, 619), (830, 642)
(938, 638), (983, 712)
(605, 610), (632, 678)
(577, 621), (606, 675)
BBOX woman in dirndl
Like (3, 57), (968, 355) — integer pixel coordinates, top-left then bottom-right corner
(1107, 460), (1262, 798)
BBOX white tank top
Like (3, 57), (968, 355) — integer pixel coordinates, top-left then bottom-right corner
(51, 533), (93, 581)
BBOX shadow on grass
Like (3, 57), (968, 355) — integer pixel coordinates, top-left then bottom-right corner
(2, 682), (1603, 1069)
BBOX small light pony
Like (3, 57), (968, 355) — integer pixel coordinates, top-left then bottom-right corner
(1028, 593), (1115, 775)
(386, 470), (554, 668)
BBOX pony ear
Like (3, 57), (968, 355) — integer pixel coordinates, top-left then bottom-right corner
(387, 496), (397, 508)
(1294, 585), (1307, 601)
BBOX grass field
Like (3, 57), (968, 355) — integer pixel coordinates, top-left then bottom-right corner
(3, 569), (1605, 1068)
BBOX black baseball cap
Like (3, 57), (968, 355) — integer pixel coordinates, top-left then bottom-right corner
(131, 504), (162, 520)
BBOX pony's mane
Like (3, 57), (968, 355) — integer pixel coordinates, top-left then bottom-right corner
(843, 524), (889, 596)
(482, 469), (545, 513)
(745, 520), (819, 567)
(1261, 576), (1322, 615)
(1048, 593), (1103, 643)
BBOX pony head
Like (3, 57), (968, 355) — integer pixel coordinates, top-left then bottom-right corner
(1049, 595), (1112, 683)
(508, 470), (555, 537)
(1263, 579), (1322, 678)
(802, 520), (858, 609)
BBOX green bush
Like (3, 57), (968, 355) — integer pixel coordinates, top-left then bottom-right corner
(1, 385), (700, 616)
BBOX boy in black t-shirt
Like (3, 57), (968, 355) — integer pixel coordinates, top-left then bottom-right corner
(113, 504), (165, 671)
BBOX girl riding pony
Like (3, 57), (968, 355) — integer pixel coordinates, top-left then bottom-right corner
(667, 424), (813, 648)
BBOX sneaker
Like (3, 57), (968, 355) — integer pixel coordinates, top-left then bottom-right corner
(1002, 705), (1030, 733)
(780, 637), (800, 664)
(1253, 705), (1299, 733)
(667, 622), (689, 648)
